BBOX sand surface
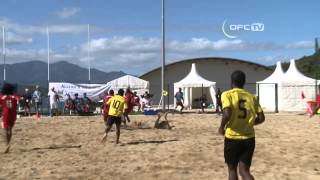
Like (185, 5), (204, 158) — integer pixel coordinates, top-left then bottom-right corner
(0, 112), (320, 180)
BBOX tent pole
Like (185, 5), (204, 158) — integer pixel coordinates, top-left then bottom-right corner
(167, 83), (169, 110)
(202, 83), (203, 109)
(275, 83), (278, 113)
(257, 83), (260, 103)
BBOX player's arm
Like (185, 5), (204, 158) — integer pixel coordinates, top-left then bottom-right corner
(255, 112), (265, 125)
(254, 96), (265, 125)
(219, 107), (232, 135)
(218, 92), (231, 135)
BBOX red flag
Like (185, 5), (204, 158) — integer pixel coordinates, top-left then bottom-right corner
(301, 91), (305, 99)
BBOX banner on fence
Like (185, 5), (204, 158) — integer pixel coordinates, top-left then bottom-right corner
(49, 82), (111, 102)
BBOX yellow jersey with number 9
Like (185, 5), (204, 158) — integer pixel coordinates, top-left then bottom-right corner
(221, 88), (262, 140)
(107, 95), (128, 117)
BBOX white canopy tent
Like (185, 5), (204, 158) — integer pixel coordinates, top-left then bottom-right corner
(174, 63), (216, 109)
(278, 59), (319, 111)
(257, 61), (284, 111)
(108, 75), (149, 95)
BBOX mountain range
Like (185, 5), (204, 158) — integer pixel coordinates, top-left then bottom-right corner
(0, 61), (127, 88)
(1, 52), (319, 89)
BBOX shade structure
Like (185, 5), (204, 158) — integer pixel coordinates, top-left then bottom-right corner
(257, 61), (284, 111)
(108, 75), (149, 95)
(278, 59), (318, 111)
(174, 63), (216, 109)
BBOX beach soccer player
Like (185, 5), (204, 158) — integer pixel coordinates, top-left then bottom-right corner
(103, 89), (114, 122)
(101, 89), (128, 144)
(218, 70), (265, 180)
(124, 88), (134, 124)
(0, 83), (20, 153)
(175, 88), (184, 113)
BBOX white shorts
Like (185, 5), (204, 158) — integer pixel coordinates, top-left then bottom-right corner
(50, 102), (58, 109)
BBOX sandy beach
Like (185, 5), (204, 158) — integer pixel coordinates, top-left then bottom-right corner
(0, 112), (320, 180)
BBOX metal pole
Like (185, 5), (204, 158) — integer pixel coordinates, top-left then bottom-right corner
(47, 26), (50, 82)
(161, 0), (166, 111)
(2, 26), (6, 81)
(275, 83), (278, 113)
(257, 83), (260, 103)
(167, 83), (169, 110)
(88, 24), (91, 82)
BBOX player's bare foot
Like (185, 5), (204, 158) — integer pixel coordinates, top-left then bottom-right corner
(4, 145), (10, 153)
(101, 134), (107, 143)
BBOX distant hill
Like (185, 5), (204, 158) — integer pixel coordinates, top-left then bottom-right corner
(0, 61), (127, 87)
(270, 53), (320, 79)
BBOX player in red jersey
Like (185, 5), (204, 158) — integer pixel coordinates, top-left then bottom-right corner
(0, 83), (20, 153)
(103, 89), (114, 123)
(123, 88), (134, 124)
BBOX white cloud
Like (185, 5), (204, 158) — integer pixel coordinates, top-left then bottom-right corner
(285, 41), (313, 49)
(55, 7), (81, 19)
(2, 34), (315, 74)
(5, 31), (33, 44)
(0, 17), (87, 35)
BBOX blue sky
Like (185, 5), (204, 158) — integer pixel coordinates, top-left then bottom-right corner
(0, 0), (319, 75)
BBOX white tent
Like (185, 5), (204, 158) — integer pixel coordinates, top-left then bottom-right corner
(108, 75), (149, 95)
(278, 59), (318, 111)
(174, 63), (216, 109)
(257, 61), (284, 111)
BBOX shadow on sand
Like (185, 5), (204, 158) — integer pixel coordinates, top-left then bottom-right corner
(124, 139), (178, 145)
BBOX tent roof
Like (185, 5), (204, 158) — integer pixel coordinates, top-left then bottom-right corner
(108, 75), (149, 89)
(174, 63), (216, 87)
(257, 61), (284, 83)
(281, 59), (316, 84)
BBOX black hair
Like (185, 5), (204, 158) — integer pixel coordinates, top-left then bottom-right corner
(231, 70), (246, 88)
(109, 89), (114, 95)
(118, 89), (124, 96)
(1, 83), (15, 95)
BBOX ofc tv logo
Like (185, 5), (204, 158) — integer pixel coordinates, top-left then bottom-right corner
(222, 20), (264, 39)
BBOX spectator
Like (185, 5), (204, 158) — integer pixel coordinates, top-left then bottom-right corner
(32, 85), (42, 116)
(216, 88), (222, 114)
(82, 93), (92, 113)
(73, 93), (82, 113)
(175, 88), (184, 113)
(48, 87), (59, 117)
(22, 88), (32, 116)
(200, 94), (207, 113)
(64, 94), (74, 115)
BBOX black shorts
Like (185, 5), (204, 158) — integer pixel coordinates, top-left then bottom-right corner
(106, 116), (122, 126)
(224, 137), (255, 167)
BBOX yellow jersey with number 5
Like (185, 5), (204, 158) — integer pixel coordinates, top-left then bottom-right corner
(221, 88), (262, 140)
(107, 95), (128, 117)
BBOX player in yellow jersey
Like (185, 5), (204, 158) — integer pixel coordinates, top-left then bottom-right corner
(101, 89), (128, 144)
(218, 70), (265, 180)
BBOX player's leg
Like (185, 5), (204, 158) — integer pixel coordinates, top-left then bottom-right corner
(227, 164), (239, 180)
(180, 103), (184, 112)
(239, 138), (255, 180)
(4, 128), (12, 153)
(239, 162), (254, 180)
(225, 138), (241, 180)
(101, 117), (114, 143)
(115, 117), (121, 144)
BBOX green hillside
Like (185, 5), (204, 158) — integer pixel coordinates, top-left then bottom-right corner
(270, 53), (320, 79)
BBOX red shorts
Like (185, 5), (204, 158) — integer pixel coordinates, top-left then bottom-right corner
(2, 118), (16, 129)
